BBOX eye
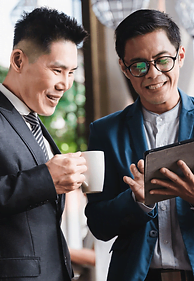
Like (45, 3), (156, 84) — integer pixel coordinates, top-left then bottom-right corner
(136, 62), (147, 71)
(157, 57), (170, 65)
(131, 62), (147, 74)
(54, 69), (62, 73)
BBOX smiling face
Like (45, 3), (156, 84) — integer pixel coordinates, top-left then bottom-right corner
(119, 30), (185, 114)
(11, 40), (77, 116)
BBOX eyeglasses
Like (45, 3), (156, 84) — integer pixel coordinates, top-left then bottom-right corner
(122, 50), (179, 78)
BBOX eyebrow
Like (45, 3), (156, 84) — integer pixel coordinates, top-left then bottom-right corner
(50, 61), (78, 71)
(129, 50), (172, 64)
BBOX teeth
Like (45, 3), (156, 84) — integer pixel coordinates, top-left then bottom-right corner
(148, 82), (164, 90)
(47, 95), (58, 100)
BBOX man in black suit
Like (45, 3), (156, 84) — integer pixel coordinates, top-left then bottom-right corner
(0, 7), (88, 280)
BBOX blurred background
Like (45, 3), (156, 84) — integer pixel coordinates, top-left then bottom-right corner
(0, 0), (194, 280)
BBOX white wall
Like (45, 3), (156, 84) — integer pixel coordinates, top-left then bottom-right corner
(165, 0), (194, 96)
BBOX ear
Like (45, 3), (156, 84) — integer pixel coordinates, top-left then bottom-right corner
(178, 46), (185, 68)
(10, 49), (26, 72)
(119, 58), (130, 79)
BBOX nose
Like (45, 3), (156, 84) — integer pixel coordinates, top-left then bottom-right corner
(55, 75), (72, 92)
(144, 62), (162, 79)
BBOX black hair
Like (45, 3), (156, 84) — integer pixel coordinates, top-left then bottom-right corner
(115, 9), (181, 59)
(13, 7), (88, 51)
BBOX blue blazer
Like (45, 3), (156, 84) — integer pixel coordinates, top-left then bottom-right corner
(85, 89), (194, 281)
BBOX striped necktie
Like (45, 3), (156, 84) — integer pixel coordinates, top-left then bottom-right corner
(23, 112), (49, 162)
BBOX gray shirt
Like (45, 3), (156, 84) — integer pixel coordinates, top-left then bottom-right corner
(141, 102), (191, 270)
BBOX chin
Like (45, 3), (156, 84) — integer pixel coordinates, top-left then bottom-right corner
(38, 108), (56, 116)
(150, 94), (169, 105)
(151, 100), (167, 106)
(42, 112), (55, 117)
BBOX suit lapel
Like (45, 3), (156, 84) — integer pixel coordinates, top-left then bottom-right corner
(125, 98), (148, 161)
(179, 89), (194, 141)
(39, 112), (65, 214)
(0, 92), (46, 165)
(40, 120), (61, 154)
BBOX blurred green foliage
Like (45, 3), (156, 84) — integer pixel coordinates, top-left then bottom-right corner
(0, 66), (8, 82)
(0, 66), (87, 153)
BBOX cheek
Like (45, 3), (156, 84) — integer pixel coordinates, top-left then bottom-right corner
(129, 78), (142, 93)
(169, 64), (180, 81)
(68, 77), (75, 89)
(168, 71), (178, 86)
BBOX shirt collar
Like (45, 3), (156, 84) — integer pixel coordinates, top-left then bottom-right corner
(142, 101), (181, 124)
(0, 83), (32, 116)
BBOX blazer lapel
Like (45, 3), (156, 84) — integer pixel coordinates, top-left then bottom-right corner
(126, 98), (149, 161)
(0, 92), (46, 165)
(179, 89), (194, 141)
(40, 120), (61, 154)
(39, 115), (65, 215)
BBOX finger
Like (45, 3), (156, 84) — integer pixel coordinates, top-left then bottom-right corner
(123, 176), (144, 202)
(70, 156), (87, 166)
(151, 177), (175, 188)
(137, 159), (144, 174)
(63, 151), (82, 158)
(130, 163), (141, 179)
(159, 167), (183, 185)
(123, 175), (143, 192)
(150, 178), (178, 195)
(75, 164), (87, 173)
(59, 173), (86, 188)
(63, 155), (87, 167)
(149, 186), (176, 196)
(56, 182), (82, 194)
(78, 156), (87, 165)
(123, 175), (136, 187)
(177, 160), (193, 180)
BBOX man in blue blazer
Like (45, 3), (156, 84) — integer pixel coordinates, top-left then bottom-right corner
(0, 7), (88, 281)
(85, 9), (194, 281)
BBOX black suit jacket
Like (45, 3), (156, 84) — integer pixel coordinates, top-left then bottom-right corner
(0, 92), (72, 280)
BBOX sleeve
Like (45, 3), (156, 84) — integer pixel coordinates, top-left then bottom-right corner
(85, 121), (158, 242)
(0, 164), (57, 218)
(132, 192), (156, 213)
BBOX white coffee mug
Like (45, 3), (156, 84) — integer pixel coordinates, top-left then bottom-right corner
(81, 150), (105, 193)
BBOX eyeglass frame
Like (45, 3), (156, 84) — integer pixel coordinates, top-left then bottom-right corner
(122, 48), (179, 78)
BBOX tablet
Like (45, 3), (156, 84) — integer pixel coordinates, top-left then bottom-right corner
(144, 138), (194, 205)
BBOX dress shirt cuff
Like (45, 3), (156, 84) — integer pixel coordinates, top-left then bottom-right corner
(190, 204), (194, 210)
(132, 192), (156, 214)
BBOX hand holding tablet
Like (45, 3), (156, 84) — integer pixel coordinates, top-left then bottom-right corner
(144, 138), (194, 205)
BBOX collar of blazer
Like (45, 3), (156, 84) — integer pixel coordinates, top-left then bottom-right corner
(0, 91), (60, 165)
(178, 89), (194, 142)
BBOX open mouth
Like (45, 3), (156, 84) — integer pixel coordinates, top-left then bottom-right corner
(146, 81), (167, 90)
(47, 94), (60, 101)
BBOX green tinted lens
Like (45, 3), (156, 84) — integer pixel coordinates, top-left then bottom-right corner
(130, 62), (147, 76)
(158, 58), (169, 65)
(156, 57), (173, 71)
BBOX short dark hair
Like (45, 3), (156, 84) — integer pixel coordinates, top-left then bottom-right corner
(13, 7), (88, 51)
(115, 9), (181, 60)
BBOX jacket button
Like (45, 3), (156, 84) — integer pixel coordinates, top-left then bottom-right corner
(149, 230), (158, 238)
